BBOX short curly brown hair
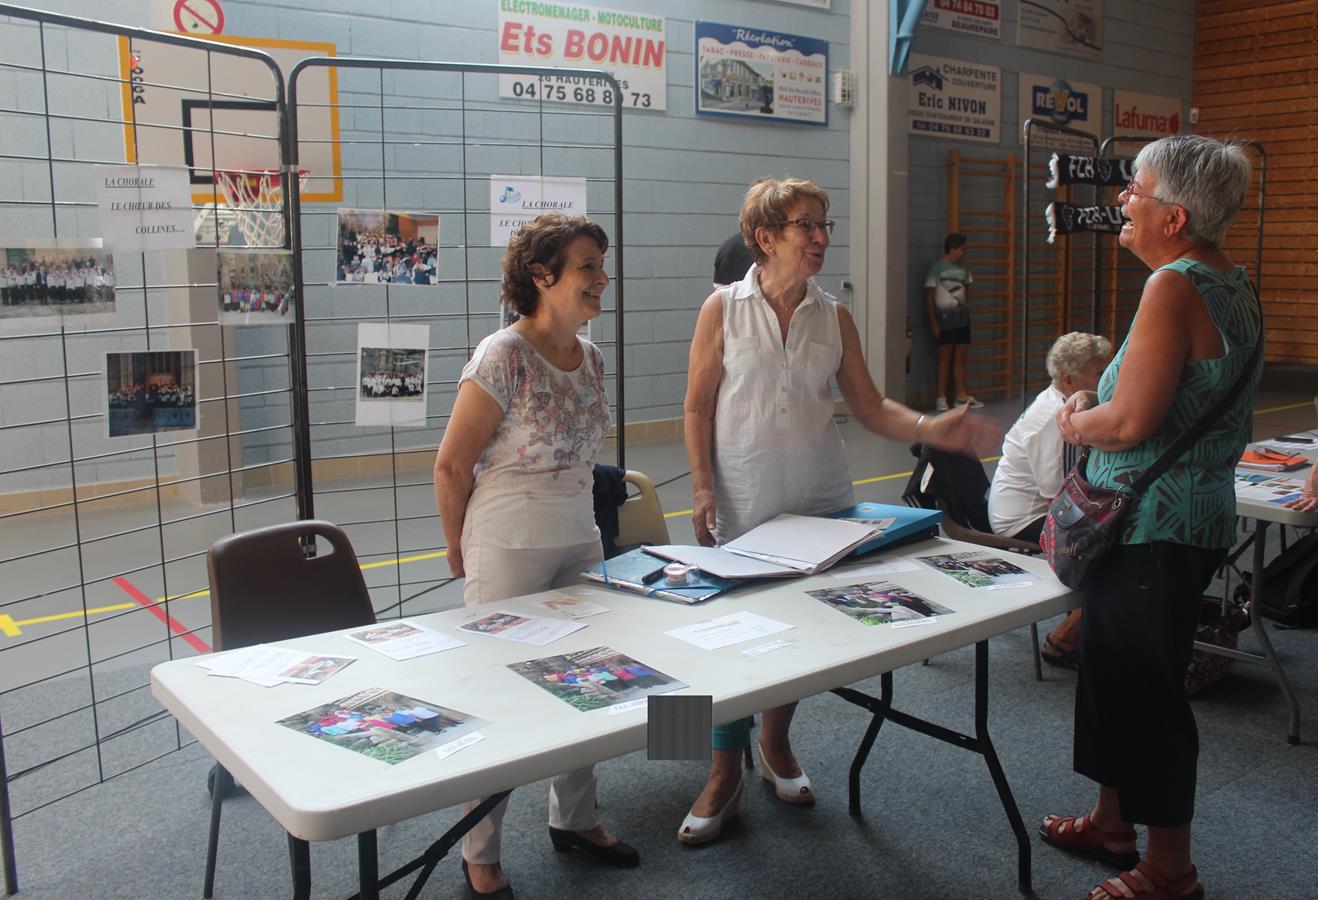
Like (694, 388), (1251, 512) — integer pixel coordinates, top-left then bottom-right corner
(739, 177), (830, 264)
(500, 214), (610, 317)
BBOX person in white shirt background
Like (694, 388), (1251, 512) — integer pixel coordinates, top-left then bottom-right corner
(988, 331), (1111, 666)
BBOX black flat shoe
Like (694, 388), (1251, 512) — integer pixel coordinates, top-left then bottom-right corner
(1041, 637), (1079, 670)
(462, 859), (514, 899)
(548, 826), (641, 868)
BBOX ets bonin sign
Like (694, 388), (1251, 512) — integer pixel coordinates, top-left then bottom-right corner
(907, 53), (1000, 144)
(95, 164), (196, 251)
(497, 1), (667, 110)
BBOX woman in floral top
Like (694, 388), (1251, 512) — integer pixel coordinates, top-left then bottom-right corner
(434, 214), (637, 898)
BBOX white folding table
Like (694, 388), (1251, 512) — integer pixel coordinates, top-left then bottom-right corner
(151, 536), (1073, 899)
(1216, 431), (1318, 743)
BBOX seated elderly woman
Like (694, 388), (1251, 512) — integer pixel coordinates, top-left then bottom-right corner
(1044, 135), (1261, 900)
(988, 331), (1111, 667)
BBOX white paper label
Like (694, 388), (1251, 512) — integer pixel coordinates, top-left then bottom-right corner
(742, 639), (792, 656)
(434, 731), (485, 760)
(606, 698), (649, 716)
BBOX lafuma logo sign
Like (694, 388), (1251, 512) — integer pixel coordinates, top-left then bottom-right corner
(1113, 90), (1182, 137)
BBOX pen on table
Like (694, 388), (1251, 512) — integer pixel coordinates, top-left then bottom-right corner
(1275, 435), (1314, 444)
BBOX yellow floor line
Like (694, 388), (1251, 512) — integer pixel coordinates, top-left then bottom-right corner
(1255, 400), (1314, 416)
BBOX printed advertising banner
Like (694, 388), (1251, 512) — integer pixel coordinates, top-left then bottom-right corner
(921, 0), (1001, 41)
(1113, 90), (1182, 138)
(497, 1), (667, 110)
(907, 53), (1000, 144)
(1018, 0), (1103, 60)
(695, 22), (828, 127)
(1019, 73), (1103, 152)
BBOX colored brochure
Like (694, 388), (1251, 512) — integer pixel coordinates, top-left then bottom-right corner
(1237, 448), (1310, 472)
(527, 590), (611, 619)
(808, 580), (953, 626)
(344, 620), (467, 661)
(195, 645), (356, 687)
(457, 610), (586, 646)
(916, 551), (1035, 589)
(663, 611), (794, 651)
(507, 646), (686, 713)
(277, 688), (487, 765)
(1234, 473), (1305, 504)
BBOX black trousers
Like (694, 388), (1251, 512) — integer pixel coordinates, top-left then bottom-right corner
(1074, 541), (1224, 827)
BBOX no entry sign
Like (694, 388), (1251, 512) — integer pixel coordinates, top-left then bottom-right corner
(172, 0), (225, 35)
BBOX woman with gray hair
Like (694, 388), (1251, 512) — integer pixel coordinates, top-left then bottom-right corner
(988, 331), (1111, 666)
(1042, 135), (1262, 900)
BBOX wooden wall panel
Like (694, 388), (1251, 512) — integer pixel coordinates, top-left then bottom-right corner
(1195, 0), (1318, 364)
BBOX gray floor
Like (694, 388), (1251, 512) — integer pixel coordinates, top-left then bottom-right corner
(3, 391), (1317, 898)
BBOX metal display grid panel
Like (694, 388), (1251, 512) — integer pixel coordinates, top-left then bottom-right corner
(0, 5), (310, 892)
(286, 57), (625, 623)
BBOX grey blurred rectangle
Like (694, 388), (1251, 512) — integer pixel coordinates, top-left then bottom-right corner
(647, 695), (712, 760)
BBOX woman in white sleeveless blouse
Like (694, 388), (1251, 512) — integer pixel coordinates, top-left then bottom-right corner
(679, 178), (998, 845)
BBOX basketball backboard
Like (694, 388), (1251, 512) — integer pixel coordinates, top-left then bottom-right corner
(117, 33), (342, 204)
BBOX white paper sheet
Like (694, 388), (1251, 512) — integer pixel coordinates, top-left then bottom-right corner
(723, 514), (882, 573)
(829, 557), (922, 579)
(458, 610), (586, 646)
(195, 645), (356, 687)
(526, 590), (611, 619)
(644, 545), (801, 578)
(663, 611), (794, 651)
(344, 620), (467, 661)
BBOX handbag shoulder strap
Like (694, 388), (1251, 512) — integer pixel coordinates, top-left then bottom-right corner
(1128, 285), (1264, 494)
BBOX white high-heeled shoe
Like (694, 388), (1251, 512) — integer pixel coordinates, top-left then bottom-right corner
(677, 777), (743, 845)
(758, 742), (814, 805)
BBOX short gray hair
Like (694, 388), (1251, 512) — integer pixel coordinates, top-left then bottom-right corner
(1134, 135), (1252, 247)
(1047, 332), (1112, 381)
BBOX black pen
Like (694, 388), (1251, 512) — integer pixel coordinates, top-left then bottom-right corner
(1275, 435), (1314, 443)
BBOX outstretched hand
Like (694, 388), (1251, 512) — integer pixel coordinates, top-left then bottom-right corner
(1284, 466), (1318, 513)
(921, 402), (1002, 458)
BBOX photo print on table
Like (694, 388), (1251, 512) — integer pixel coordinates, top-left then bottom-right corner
(807, 580), (954, 626)
(336, 208), (439, 285)
(276, 687), (488, 765)
(0, 238), (115, 323)
(104, 349), (198, 438)
(507, 646), (687, 713)
(916, 551), (1035, 590)
(355, 322), (429, 428)
(217, 249), (296, 325)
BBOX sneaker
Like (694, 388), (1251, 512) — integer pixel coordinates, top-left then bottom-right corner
(934, 397), (949, 412)
(955, 396), (984, 408)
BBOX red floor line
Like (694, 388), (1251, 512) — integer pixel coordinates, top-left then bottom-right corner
(112, 576), (212, 654)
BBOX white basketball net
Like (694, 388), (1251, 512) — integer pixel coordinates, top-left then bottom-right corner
(210, 169), (308, 247)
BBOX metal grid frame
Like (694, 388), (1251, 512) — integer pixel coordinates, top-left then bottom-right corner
(285, 57), (625, 622)
(0, 5), (310, 893)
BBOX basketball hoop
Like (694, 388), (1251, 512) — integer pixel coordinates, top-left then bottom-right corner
(201, 168), (309, 247)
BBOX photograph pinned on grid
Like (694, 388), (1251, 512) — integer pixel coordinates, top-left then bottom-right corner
(217, 249), (296, 325)
(104, 349), (198, 438)
(0, 239), (116, 323)
(336, 208), (439, 286)
(355, 322), (429, 428)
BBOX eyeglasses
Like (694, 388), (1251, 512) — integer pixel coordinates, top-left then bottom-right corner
(1122, 179), (1167, 204)
(783, 217), (835, 235)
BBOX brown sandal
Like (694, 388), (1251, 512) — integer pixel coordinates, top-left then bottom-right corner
(1039, 813), (1140, 869)
(1090, 861), (1203, 900)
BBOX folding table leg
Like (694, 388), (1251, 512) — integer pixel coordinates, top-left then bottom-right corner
(358, 830), (378, 900)
(1250, 521), (1301, 743)
(202, 765), (232, 899)
(975, 641), (1032, 895)
(287, 834), (311, 900)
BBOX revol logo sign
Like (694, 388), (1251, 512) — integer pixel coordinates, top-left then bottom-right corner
(1032, 79), (1089, 126)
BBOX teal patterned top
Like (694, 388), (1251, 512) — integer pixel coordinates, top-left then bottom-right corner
(1087, 258), (1262, 549)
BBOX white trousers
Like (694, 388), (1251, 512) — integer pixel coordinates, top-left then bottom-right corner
(460, 536), (605, 864)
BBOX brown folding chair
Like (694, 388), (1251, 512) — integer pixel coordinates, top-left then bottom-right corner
(202, 520), (376, 898)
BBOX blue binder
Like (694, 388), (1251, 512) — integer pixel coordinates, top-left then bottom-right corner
(825, 502), (942, 556)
